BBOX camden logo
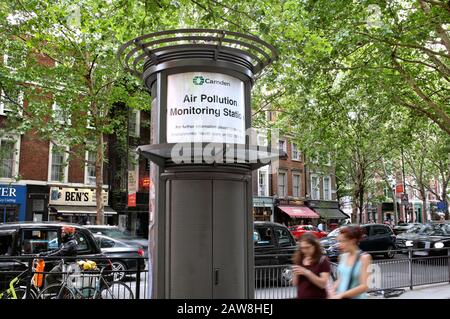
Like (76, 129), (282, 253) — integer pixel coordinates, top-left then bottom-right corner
(193, 76), (205, 85)
(192, 75), (231, 87)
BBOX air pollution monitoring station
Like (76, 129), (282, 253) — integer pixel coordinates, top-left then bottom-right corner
(118, 29), (278, 298)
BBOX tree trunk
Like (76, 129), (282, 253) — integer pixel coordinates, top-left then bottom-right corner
(352, 200), (358, 224)
(392, 191), (398, 224)
(359, 185), (364, 224)
(421, 187), (427, 223)
(443, 188), (449, 221)
(96, 132), (105, 225)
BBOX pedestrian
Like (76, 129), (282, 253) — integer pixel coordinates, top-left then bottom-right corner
(292, 233), (331, 299)
(331, 225), (372, 299)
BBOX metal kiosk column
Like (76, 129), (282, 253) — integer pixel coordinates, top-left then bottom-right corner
(118, 29), (278, 299)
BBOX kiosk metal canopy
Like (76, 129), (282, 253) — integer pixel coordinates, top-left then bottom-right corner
(117, 29), (278, 80)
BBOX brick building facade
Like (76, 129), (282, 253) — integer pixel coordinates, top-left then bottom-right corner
(1, 46), (150, 235)
(252, 136), (347, 228)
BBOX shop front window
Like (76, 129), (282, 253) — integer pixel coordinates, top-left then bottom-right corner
(1, 205), (19, 223)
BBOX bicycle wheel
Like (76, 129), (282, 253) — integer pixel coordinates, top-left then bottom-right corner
(15, 286), (37, 299)
(79, 287), (97, 299)
(38, 284), (76, 299)
(99, 281), (134, 299)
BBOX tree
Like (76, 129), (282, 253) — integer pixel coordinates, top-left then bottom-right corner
(403, 122), (450, 220)
(297, 0), (450, 135)
(1, 1), (151, 224)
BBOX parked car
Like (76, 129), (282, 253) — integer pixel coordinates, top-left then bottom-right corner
(320, 224), (397, 260)
(85, 225), (148, 257)
(93, 234), (146, 281)
(288, 225), (328, 240)
(393, 223), (422, 235)
(403, 223), (450, 257)
(254, 221), (297, 284)
(0, 222), (109, 290)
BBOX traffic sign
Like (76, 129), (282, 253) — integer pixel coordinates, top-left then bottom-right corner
(437, 201), (448, 211)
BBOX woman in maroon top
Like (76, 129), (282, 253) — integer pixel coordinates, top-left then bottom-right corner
(292, 233), (331, 299)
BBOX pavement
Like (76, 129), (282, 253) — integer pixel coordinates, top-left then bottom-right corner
(368, 283), (450, 299)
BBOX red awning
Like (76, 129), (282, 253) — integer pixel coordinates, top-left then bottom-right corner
(278, 205), (320, 219)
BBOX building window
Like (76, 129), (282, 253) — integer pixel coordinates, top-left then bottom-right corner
(49, 143), (68, 182)
(293, 173), (301, 198)
(310, 154), (319, 164)
(129, 109), (140, 137)
(278, 139), (286, 152)
(323, 176), (331, 200)
(278, 171), (286, 197)
(384, 186), (393, 199)
(52, 102), (69, 124)
(326, 154), (332, 166)
(0, 87), (23, 115)
(310, 174), (320, 200)
(4, 40), (26, 70)
(291, 143), (300, 161)
(86, 111), (94, 129)
(258, 169), (267, 196)
(85, 150), (96, 185)
(0, 138), (18, 178)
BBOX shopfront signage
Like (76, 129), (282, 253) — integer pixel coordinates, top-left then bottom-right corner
(166, 72), (245, 144)
(0, 185), (26, 204)
(128, 171), (137, 207)
(49, 187), (108, 206)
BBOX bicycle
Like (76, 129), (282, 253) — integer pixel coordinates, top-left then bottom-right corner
(0, 268), (29, 299)
(37, 261), (134, 299)
(0, 258), (49, 299)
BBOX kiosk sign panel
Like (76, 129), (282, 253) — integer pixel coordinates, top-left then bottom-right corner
(166, 72), (245, 143)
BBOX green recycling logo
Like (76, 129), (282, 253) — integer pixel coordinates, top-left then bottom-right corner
(193, 76), (205, 85)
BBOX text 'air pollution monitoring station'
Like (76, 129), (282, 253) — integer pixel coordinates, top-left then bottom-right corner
(166, 72), (245, 144)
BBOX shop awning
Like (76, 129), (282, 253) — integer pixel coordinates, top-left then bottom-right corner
(49, 205), (117, 215)
(253, 197), (274, 208)
(278, 206), (320, 218)
(314, 208), (348, 219)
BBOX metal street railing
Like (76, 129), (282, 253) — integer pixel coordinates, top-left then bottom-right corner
(0, 256), (148, 299)
(255, 248), (450, 299)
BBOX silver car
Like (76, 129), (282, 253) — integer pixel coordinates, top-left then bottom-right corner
(85, 225), (148, 258)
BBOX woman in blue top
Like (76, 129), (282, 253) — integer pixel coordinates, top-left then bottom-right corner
(331, 225), (372, 299)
